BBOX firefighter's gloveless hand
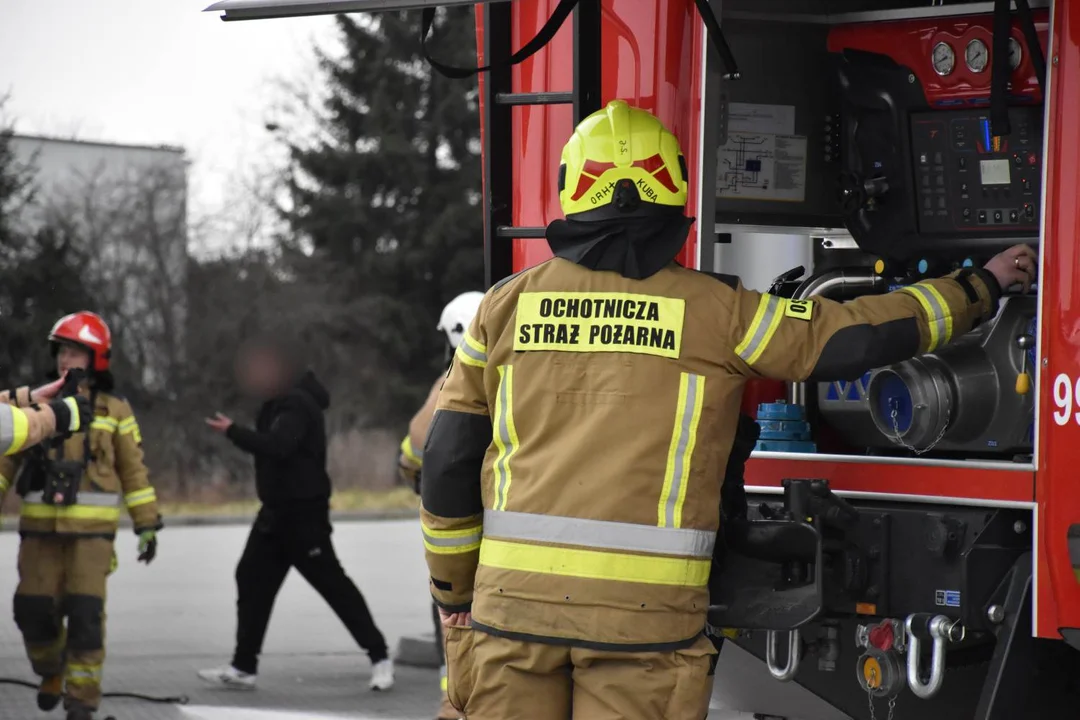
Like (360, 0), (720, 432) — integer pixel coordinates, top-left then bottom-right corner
(984, 244), (1038, 293)
(29, 376), (66, 403)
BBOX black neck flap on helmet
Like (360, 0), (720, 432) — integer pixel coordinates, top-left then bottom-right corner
(546, 179), (695, 280)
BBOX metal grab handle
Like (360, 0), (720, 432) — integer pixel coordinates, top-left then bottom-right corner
(905, 615), (953, 699)
(765, 629), (802, 682)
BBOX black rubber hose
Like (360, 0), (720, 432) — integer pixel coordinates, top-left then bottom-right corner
(0, 677), (189, 704)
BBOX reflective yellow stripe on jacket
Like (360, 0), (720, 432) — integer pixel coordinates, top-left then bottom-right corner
(422, 520), (482, 555)
(491, 365), (519, 511)
(20, 491), (121, 523)
(899, 283), (954, 352)
(0, 405), (30, 455)
(480, 510), (713, 587)
(456, 331), (488, 369)
(659, 373), (705, 528)
(735, 294), (787, 365)
(124, 487), (157, 509)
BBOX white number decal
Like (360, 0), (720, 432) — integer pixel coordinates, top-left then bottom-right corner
(1051, 372), (1080, 426)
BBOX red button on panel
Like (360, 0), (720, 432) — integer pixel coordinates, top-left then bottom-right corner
(1028, 153), (1038, 165)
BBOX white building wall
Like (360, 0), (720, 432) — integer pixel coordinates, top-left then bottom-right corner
(8, 135), (189, 392)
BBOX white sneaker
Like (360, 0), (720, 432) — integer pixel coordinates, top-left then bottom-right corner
(197, 665), (257, 690)
(369, 658), (395, 691)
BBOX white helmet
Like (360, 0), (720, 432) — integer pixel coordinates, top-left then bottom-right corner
(438, 291), (484, 348)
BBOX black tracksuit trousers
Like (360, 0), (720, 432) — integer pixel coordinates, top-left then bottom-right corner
(231, 511), (388, 674)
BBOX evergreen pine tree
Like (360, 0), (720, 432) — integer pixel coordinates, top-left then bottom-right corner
(281, 8), (483, 420)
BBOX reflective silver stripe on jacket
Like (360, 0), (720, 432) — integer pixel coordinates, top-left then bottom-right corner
(483, 509), (715, 558)
(0, 406), (16, 451)
(421, 526), (483, 549)
(22, 491), (119, 507)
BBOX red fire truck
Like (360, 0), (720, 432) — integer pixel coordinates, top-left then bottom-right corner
(208, 1), (1079, 718)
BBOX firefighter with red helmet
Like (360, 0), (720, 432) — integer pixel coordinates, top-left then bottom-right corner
(0, 312), (162, 720)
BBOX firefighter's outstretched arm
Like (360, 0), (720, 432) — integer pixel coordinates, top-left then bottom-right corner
(0, 397), (87, 457)
(724, 245), (1034, 382)
(421, 315), (490, 613)
(0, 394), (90, 503)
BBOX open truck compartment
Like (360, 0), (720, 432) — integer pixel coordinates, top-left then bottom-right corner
(699, 2), (1072, 718)
(701, 0), (1048, 478)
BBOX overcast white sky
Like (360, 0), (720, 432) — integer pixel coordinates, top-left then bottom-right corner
(0, 0), (340, 242)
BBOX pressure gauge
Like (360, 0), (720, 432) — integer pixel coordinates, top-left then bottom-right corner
(965, 38), (989, 73)
(932, 42), (956, 76)
(1008, 37), (1023, 70)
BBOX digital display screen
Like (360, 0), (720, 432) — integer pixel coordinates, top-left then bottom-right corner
(980, 159), (1011, 185)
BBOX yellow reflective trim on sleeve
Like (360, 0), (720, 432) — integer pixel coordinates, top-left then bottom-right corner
(462, 330), (487, 356)
(421, 521), (484, 539)
(735, 294), (785, 366)
(0, 474), (9, 493)
(400, 436), (422, 466)
(513, 292), (685, 359)
(440, 674), (448, 692)
(20, 503), (121, 522)
(118, 416), (143, 444)
(658, 373), (705, 528)
(6, 407), (30, 454)
(491, 365), (520, 512)
(91, 417), (119, 433)
(899, 284), (951, 352)
(124, 487), (157, 509)
(455, 342), (487, 369)
(421, 520), (483, 555)
(921, 283), (954, 346)
(479, 538), (711, 587)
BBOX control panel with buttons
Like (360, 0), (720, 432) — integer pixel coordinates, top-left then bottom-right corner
(910, 106), (1043, 236)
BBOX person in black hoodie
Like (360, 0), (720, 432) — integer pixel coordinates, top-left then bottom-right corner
(198, 337), (393, 692)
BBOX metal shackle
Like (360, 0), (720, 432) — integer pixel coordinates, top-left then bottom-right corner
(904, 614), (955, 699)
(765, 629), (802, 682)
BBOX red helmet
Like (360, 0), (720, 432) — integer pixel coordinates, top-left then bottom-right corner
(49, 312), (112, 372)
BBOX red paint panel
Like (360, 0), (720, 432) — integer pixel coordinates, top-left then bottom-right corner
(507, 0), (705, 273)
(828, 12), (1048, 107)
(1035, 0), (1080, 640)
(746, 458), (1034, 504)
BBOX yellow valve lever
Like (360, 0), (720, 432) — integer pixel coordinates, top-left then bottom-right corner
(1016, 372), (1031, 395)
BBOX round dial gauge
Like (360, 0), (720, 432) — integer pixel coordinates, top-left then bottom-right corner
(1008, 37), (1023, 70)
(966, 38), (989, 73)
(932, 42), (956, 76)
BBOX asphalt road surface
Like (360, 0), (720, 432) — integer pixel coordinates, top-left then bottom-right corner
(0, 521), (788, 720)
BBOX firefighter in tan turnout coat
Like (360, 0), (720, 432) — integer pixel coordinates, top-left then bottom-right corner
(0, 312), (162, 720)
(399, 291), (483, 720)
(418, 100), (1037, 719)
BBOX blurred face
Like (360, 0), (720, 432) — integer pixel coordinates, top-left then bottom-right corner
(236, 346), (287, 398)
(57, 343), (92, 376)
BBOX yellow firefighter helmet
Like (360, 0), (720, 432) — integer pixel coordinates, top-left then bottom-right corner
(558, 99), (688, 219)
